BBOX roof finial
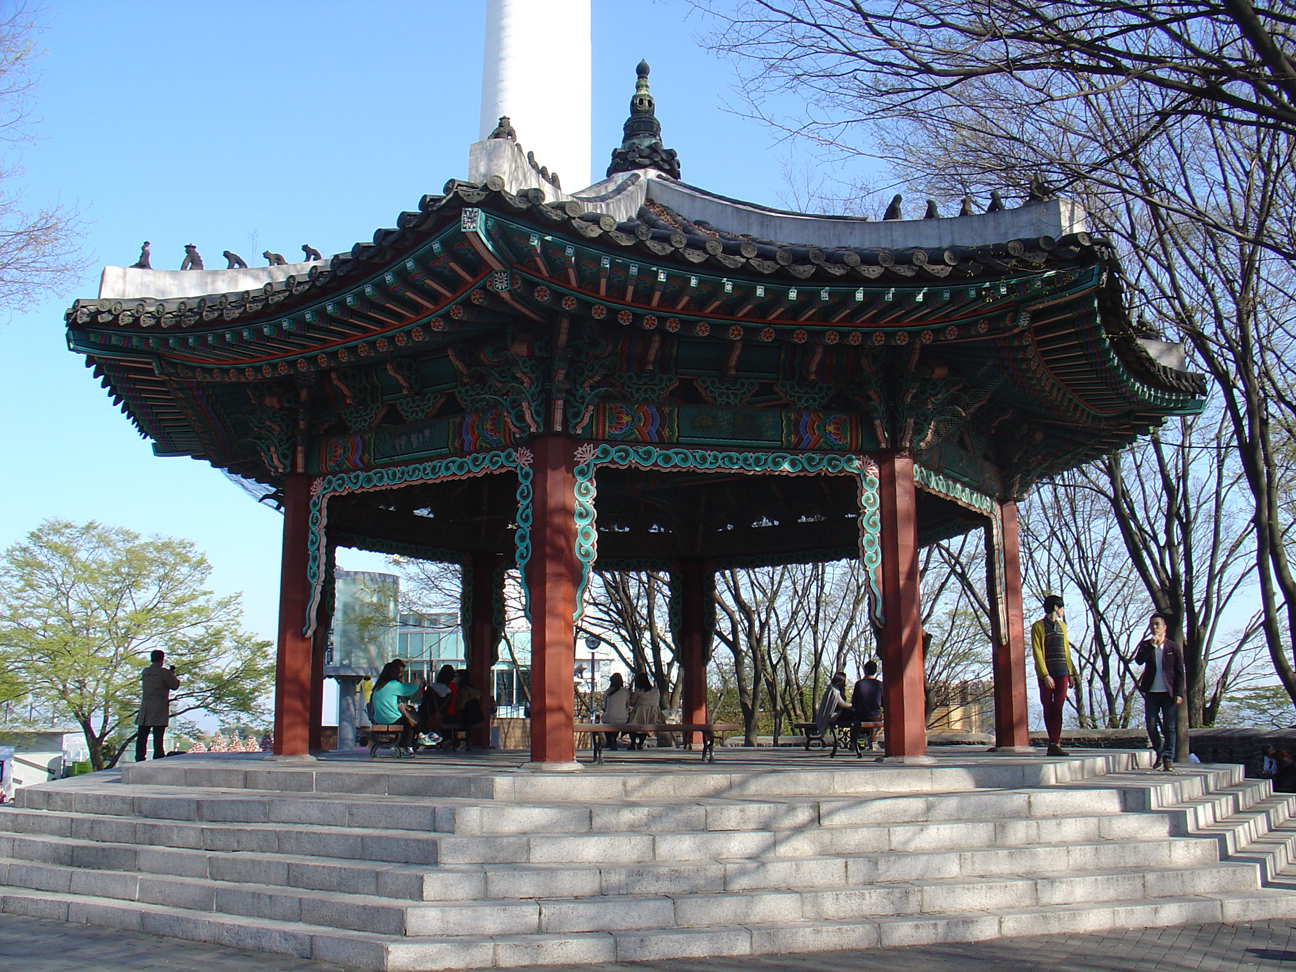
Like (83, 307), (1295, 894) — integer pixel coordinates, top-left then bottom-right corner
(607, 59), (680, 180)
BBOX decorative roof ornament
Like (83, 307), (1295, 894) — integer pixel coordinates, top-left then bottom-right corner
(488, 115), (517, 141)
(607, 60), (680, 180)
(1028, 172), (1057, 202)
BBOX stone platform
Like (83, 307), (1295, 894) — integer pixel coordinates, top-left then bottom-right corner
(2, 748), (1296, 971)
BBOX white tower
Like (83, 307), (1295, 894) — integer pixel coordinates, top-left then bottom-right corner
(480, 0), (592, 192)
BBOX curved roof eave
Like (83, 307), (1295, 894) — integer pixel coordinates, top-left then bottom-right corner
(69, 176), (1206, 414)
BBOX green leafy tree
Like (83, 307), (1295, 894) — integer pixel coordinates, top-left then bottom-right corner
(0, 520), (274, 769)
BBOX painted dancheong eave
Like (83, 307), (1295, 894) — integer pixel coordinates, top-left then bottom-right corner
(65, 177), (1205, 512)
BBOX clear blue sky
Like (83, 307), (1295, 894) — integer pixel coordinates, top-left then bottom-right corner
(0, 0), (835, 643)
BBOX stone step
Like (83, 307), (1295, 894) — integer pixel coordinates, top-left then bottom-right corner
(6, 883), (1296, 970)
(0, 801), (1216, 876)
(9, 781), (1145, 833)
(0, 767), (1257, 834)
(11, 763), (1249, 838)
(0, 853), (1274, 939)
(110, 750), (1151, 801)
(1, 779), (1279, 882)
(2, 757), (1291, 970)
(0, 820), (1253, 916)
(0, 788), (1205, 846)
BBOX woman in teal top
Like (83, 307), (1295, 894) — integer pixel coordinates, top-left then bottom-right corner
(371, 659), (421, 753)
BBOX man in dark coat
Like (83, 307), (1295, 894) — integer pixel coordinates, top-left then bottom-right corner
(136, 650), (181, 761)
(1135, 612), (1186, 772)
(851, 660), (883, 751)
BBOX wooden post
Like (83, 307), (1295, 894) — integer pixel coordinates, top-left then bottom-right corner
(987, 502), (1030, 749)
(467, 553), (506, 749)
(525, 436), (578, 764)
(877, 452), (927, 757)
(675, 559), (713, 747)
(273, 473), (313, 756)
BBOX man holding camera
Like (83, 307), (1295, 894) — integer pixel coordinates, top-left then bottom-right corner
(136, 650), (181, 762)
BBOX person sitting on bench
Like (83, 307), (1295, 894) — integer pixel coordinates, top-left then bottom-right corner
(851, 660), (883, 751)
(419, 665), (458, 747)
(627, 673), (662, 750)
(440, 669), (486, 750)
(815, 672), (853, 736)
(601, 672), (630, 751)
(371, 659), (421, 755)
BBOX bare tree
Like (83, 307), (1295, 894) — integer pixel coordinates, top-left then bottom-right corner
(920, 536), (994, 729)
(714, 565), (795, 745)
(702, 0), (1296, 728)
(1021, 475), (1150, 729)
(577, 569), (677, 705)
(0, 5), (86, 313)
(703, 0), (1296, 260)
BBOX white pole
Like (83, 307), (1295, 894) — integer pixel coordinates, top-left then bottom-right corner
(480, 0), (592, 192)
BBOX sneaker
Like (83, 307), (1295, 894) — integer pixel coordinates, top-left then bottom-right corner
(416, 734), (435, 746)
(1046, 744), (1070, 756)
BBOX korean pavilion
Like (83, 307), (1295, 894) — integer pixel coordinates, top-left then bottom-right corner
(65, 63), (1205, 765)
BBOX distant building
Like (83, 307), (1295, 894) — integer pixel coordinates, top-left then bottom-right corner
(0, 729), (85, 802)
(927, 680), (994, 734)
(325, 570), (535, 743)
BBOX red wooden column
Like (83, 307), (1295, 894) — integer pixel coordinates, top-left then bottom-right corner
(675, 559), (713, 747)
(466, 552), (507, 749)
(525, 435), (578, 764)
(273, 473), (314, 756)
(877, 452), (927, 757)
(987, 501), (1031, 749)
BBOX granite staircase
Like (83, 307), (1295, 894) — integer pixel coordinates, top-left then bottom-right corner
(2, 753), (1296, 970)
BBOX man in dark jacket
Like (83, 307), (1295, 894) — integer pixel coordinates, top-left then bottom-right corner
(851, 660), (883, 751)
(1135, 612), (1186, 772)
(136, 650), (181, 762)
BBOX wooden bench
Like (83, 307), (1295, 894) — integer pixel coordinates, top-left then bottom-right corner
(792, 721), (883, 758)
(574, 723), (742, 764)
(365, 725), (412, 758)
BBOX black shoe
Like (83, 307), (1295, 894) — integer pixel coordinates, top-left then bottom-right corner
(1151, 754), (1162, 769)
(1162, 759), (1175, 773)
(1046, 744), (1070, 756)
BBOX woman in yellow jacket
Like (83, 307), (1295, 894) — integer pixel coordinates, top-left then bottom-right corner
(1031, 595), (1075, 756)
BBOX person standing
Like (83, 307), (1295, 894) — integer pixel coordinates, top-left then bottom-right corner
(1031, 595), (1075, 757)
(136, 650), (180, 762)
(1135, 612), (1186, 772)
(851, 660), (884, 751)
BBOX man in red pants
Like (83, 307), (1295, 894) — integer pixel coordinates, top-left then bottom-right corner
(1031, 595), (1075, 756)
